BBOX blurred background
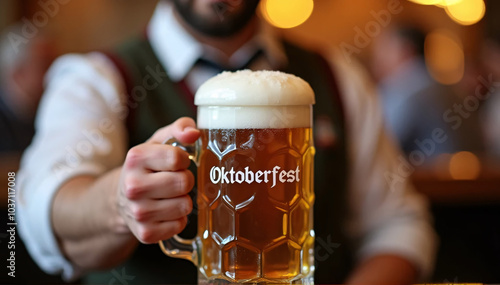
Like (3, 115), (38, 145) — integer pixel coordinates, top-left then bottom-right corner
(0, 0), (499, 283)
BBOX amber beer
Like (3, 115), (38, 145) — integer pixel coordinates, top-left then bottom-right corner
(197, 127), (315, 283)
(160, 70), (316, 284)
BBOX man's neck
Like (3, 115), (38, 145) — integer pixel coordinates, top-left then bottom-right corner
(173, 11), (258, 61)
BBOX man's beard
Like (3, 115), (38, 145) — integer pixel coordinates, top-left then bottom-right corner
(172, 0), (260, 38)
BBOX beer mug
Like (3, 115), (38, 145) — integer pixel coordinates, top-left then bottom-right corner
(160, 70), (316, 284)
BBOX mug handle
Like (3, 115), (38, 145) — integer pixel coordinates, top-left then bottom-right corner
(158, 138), (200, 266)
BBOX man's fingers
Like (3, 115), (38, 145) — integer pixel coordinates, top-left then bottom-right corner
(134, 217), (188, 244)
(121, 117), (200, 244)
(124, 170), (194, 200)
(125, 144), (191, 172)
(148, 117), (200, 145)
(129, 195), (193, 223)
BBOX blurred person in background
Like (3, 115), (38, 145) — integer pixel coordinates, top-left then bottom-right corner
(16, 1), (436, 284)
(480, 35), (500, 157)
(0, 24), (56, 152)
(371, 24), (480, 157)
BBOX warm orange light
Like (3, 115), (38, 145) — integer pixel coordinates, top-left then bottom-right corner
(408, 0), (485, 25)
(435, 0), (463, 7)
(425, 30), (464, 85)
(445, 0), (485, 25)
(260, 0), (314, 29)
(408, 0), (442, 5)
(449, 151), (481, 180)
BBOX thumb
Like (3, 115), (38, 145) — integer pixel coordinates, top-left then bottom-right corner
(147, 117), (200, 144)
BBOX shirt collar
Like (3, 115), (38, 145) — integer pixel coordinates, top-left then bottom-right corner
(147, 1), (202, 82)
(147, 1), (287, 82)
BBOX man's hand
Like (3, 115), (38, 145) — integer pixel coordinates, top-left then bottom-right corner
(51, 117), (201, 270)
(117, 117), (200, 244)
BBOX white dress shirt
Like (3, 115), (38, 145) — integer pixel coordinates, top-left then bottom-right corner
(17, 1), (437, 281)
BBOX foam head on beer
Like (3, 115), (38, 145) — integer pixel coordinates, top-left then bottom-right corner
(195, 70), (315, 129)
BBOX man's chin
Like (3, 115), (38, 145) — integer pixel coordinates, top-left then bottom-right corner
(173, 0), (259, 38)
(193, 0), (243, 17)
(205, 0), (242, 5)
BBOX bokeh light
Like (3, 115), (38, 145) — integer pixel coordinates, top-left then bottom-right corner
(409, 0), (485, 26)
(449, 151), (481, 180)
(445, 0), (485, 26)
(425, 29), (465, 85)
(435, 0), (463, 7)
(408, 0), (442, 5)
(409, 0), (462, 6)
(260, 0), (314, 29)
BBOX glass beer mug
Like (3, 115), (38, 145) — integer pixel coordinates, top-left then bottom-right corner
(160, 70), (316, 284)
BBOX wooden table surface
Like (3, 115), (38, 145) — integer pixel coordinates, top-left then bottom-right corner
(412, 157), (500, 205)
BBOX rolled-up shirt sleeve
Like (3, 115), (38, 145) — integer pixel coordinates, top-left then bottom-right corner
(331, 54), (438, 280)
(16, 52), (128, 280)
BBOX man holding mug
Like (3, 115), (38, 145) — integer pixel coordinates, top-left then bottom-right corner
(17, 0), (436, 284)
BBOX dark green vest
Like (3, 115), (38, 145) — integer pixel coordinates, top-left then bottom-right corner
(87, 38), (352, 284)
